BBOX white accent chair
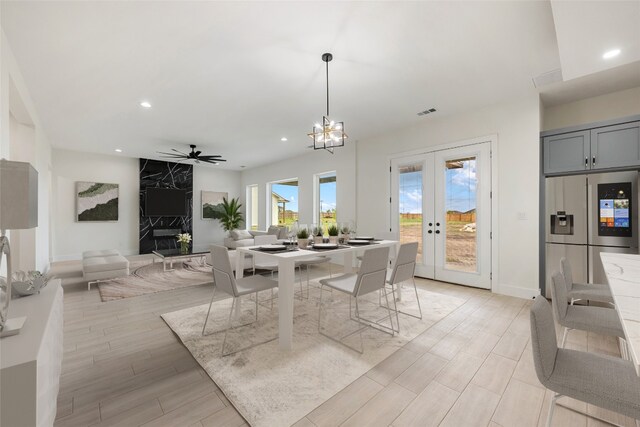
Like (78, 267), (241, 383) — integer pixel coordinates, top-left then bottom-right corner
(318, 246), (393, 353)
(202, 245), (279, 356)
(529, 296), (640, 427)
(383, 242), (420, 332)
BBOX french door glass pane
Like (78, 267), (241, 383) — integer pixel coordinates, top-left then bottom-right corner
(250, 186), (259, 230)
(399, 164), (423, 263)
(444, 157), (477, 272)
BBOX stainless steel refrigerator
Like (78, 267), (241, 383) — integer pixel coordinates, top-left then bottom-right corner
(545, 171), (639, 297)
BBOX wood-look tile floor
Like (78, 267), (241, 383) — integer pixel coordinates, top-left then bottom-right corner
(52, 259), (634, 427)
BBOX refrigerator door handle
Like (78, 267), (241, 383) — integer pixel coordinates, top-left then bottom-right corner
(585, 157), (588, 168)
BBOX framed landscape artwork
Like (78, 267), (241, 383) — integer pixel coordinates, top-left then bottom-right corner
(202, 191), (227, 220)
(76, 182), (119, 221)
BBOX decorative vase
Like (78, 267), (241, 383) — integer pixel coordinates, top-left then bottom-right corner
(314, 236), (324, 245)
(180, 243), (189, 254)
(329, 236), (338, 244)
(298, 238), (309, 249)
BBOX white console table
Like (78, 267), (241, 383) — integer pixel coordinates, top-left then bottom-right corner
(1, 279), (63, 427)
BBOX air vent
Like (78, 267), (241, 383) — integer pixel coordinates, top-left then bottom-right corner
(532, 69), (563, 88)
(417, 108), (437, 116)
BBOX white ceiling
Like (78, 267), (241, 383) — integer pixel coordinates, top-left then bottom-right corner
(6, 1), (630, 170)
(550, 0), (640, 81)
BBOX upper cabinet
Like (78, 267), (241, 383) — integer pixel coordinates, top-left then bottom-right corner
(590, 122), (640, 170)
(543, 120), (640, 175)
(543, 130), (590, 174)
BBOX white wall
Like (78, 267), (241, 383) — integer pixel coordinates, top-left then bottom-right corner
(355, 94), (541, 298)
(240, 142), (357, 230)
(1, 28), (52, 272)
(51, 148), (241, 260)
(543, 86), (640, 131)
(192, 165), (242, 249)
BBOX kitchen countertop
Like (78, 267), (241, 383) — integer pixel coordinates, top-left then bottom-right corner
(600, 252), (640, 375)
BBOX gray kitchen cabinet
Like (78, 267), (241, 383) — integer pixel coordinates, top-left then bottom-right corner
(590, 121), (640, 170)
(543, 130), (590, 174)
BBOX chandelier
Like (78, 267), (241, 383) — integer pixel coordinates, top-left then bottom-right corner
(308, 53), (347, 154)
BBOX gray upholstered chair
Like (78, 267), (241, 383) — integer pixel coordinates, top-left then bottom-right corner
(550, 272), (624, 348)
(560, 257), (614, 305)
(318, 246), (393, 353)
(202, 245), (279, 356)
(529, 296), (640, 427)
(383, 242), (420, 332)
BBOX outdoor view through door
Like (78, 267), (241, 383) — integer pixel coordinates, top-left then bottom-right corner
(392, 141), (491, 289)
(318, 172), (337, 227)
(271, 179), (298, 225)
(445, 157), (477, 272)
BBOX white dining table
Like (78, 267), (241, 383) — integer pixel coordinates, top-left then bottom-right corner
(600, 252), (640, 376)
(235, 240), (399, 351)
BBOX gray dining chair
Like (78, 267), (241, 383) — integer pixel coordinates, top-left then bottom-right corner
(253, 234), (280, 276)
(560, 257), (614, 305)
(318, 246), (393, 353)
(550, 272), (624, 348)
(294, 255), (331, 299)
(380, 242), (420, 333)
(202, 245), (279, 356)
(529, 296), (640, 427)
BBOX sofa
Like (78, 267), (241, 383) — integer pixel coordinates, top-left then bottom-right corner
(224, 226), (288, 249)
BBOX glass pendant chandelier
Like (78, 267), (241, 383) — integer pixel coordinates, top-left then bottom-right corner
(308, 53), (347, 154)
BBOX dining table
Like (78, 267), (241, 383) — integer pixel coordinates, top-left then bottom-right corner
(235, 239), (399, 351)
(600, 252), (640, 375)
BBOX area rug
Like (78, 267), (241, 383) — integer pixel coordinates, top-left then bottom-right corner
(161, 280), (466, 427)
(98, 260), (213, 301)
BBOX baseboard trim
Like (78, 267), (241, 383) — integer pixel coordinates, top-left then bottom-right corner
(495, 283), (540, 300)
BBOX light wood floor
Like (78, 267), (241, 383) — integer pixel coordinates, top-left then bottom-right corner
(52, 260), (634, 427)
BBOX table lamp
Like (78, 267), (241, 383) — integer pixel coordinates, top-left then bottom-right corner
(0, 159), (38, 337)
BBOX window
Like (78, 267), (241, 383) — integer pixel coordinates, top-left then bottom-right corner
(246, 185), (259, 230)
(317, 172), (337, 227)
(269, 179), (298, 226)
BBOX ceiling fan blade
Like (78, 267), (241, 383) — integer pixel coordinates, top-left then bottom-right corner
(198, 155), (223, 160)
(201, 158), (226, 164)
(171, 148), (188, 155)
(195, 151), (202, 156)
(157, 151), (186, 157)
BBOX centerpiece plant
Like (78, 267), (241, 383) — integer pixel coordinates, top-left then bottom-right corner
(327, 224), (339, 244)
(296, 228), (310, 249)
(313, 226), (324, 244)
(176, 233), (192, 254)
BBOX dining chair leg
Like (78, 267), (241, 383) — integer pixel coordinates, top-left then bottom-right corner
(221, 296), (237, 356)
(383, 287), (395, 337)
(561, 327), (571, 348)
(317, 285), (325, 333)
(255, 291), (259, 322)
(546, 393), (560, 427)
(201, 285), (217, 336)
(412, 278), (423, 320)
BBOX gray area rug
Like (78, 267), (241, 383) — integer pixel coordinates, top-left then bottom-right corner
(162, 281), (466, 427)
(98, 260), (213, 302)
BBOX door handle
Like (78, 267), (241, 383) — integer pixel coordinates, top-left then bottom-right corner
(592, 156), (596, 166)
(428, 222), (433, 226)
(428, 230), (433, 234)
(436, 222), (440, 226)
(435, 230), (440, 234)
(585, 157), (588, 167)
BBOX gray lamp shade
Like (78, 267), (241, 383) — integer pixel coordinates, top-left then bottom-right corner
(0, 159), (38, 230)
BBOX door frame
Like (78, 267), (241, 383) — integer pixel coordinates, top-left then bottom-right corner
(388, 134), (499, 292)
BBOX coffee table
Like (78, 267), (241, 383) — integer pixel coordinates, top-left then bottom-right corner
(152, 248), (209, 272)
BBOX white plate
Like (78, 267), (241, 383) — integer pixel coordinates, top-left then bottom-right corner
(313, 243), (339, 249)
(259, 244), (287, 251)
(347, 240), (371, 245)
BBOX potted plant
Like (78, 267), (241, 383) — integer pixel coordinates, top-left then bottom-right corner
(340, 225), (350, 243)
(176, 233), (192, 254)
(296, 228), (310, 249)
(327, 224), (339, 244)
(313, 226), (324, 244)
(219, 197), (244, 233)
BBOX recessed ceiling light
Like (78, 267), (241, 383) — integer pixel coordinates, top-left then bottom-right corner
(602, 49), (621, 59)
(139, 101), (152, 108)
(115, 148), (122, 153)
(281, 137), (288, 142)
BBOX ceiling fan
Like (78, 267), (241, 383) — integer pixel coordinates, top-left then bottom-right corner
(157, 144), (227, 165)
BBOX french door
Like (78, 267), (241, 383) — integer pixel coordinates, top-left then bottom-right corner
(391, 142), (492, 289)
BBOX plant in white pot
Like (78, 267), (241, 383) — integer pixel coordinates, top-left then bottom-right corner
(327, 224), (339, 244)
(219, 197), (244, 234)
(312, 226), (324, 244)
(296, 228), (310, 249)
